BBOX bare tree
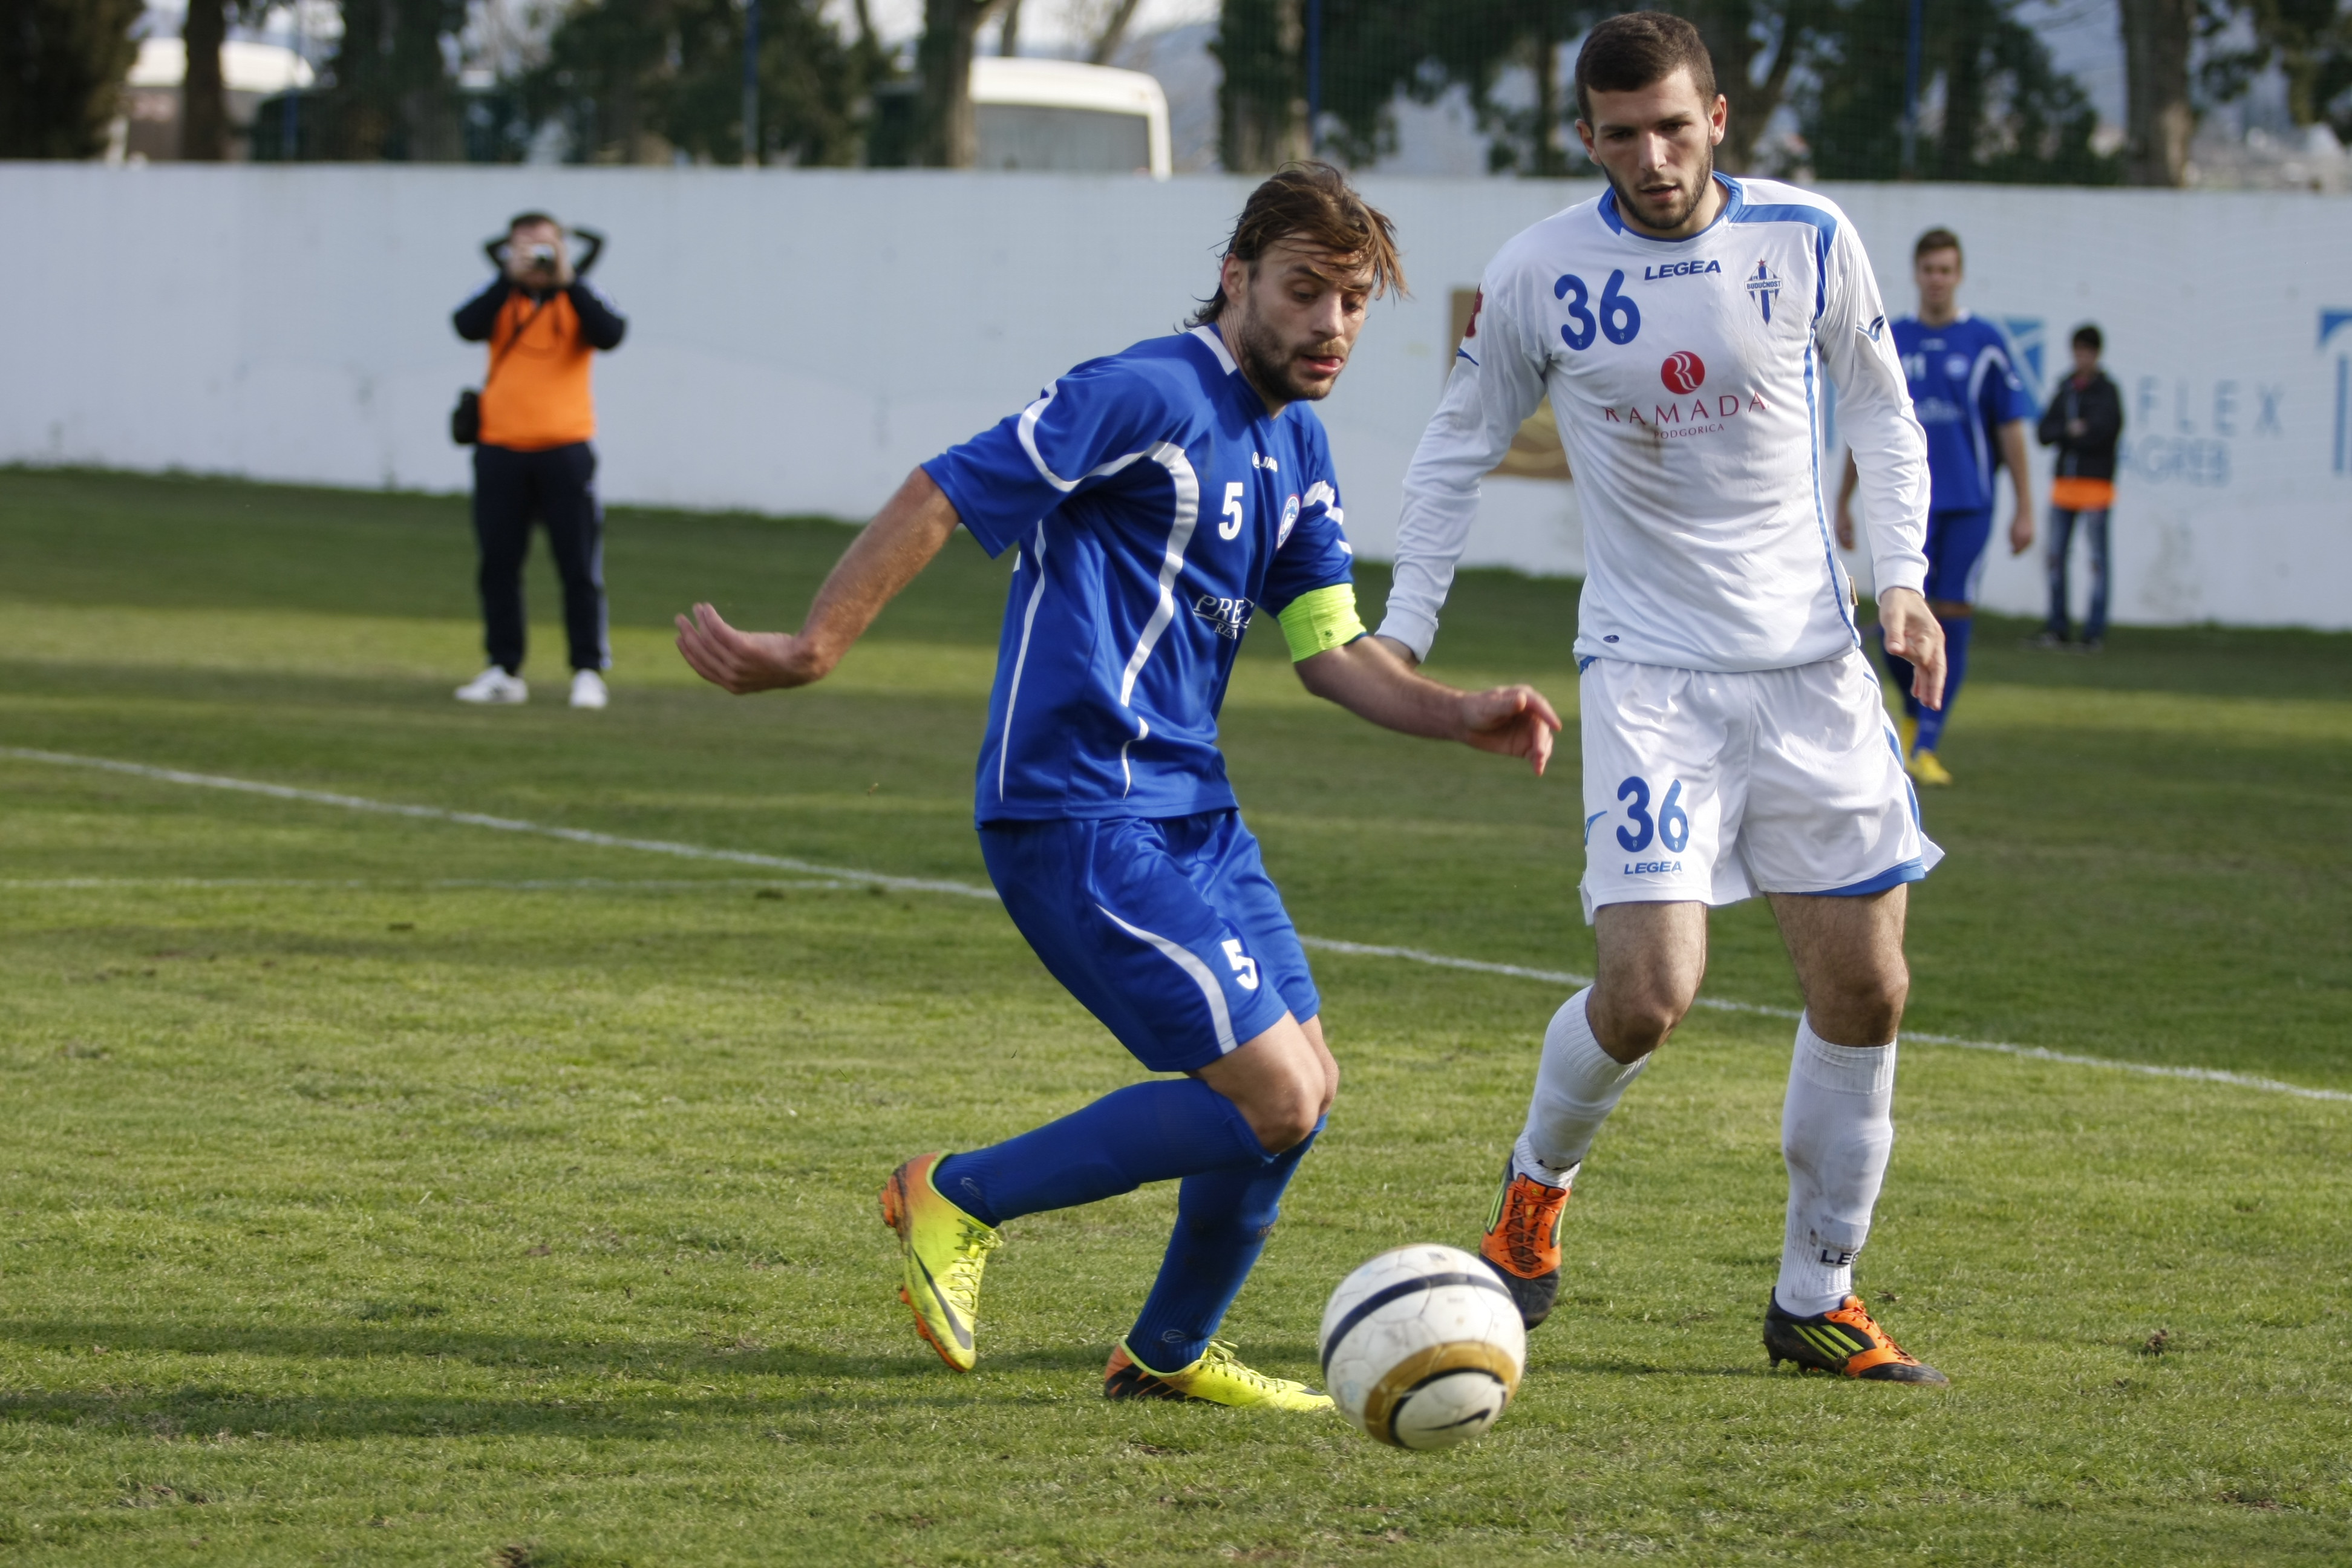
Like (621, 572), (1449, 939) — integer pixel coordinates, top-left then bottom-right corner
(1087, 0), (1145, 65)
(2120, 0), (2194, 184)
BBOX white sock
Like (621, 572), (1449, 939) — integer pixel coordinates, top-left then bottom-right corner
(1775, 1016), (1898, 1316)
(1512, 988), (1648, 1189)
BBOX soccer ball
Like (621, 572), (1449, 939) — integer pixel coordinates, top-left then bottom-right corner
(1318, 1243), (1526, 1451)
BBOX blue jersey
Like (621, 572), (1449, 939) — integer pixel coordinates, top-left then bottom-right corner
(1892, 312), (2037, 513)
(924, 325), (1356, 824)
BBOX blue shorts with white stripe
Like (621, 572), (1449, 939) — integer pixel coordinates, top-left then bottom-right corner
(981, 811), (1318, 1075)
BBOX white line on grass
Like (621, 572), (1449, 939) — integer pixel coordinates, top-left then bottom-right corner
(0, 747), (991, 900)
(10, 745), (2347, 1106)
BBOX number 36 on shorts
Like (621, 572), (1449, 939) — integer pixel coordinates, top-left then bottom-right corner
(1611, 776), (1691, 854)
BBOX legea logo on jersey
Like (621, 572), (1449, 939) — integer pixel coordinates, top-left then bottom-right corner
(1192, 593), (1255, 640)
(1746, 261), (1782, 324)
(1661, 352), (1707, 396)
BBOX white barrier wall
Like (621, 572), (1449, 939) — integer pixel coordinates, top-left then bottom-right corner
(4, 163), (2348, 629)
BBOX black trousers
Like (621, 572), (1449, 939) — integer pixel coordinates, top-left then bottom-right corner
(471, 441), (609, 675)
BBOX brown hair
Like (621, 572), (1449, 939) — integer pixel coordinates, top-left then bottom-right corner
(1914, 226), (1963, 262)
(1187, 162), (1405, 327)
(509, 211), (559, 234)
(1574, 12), (1717, 125)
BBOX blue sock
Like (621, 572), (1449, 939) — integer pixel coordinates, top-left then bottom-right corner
(1871, 622), (1921, 723)
(1915, 615), (1971, 753)
(1125, 1120), (1322, 1371)
(932, 1080), (1273, 1228)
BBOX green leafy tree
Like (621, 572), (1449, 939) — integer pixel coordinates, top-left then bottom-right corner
(524, 0), (871, 166)
(1215, 0), (1310, 171)
(2200, 0), (2352, 143)
(1798, 0), (2118, 182)
(0, 0), (142, 158)
(1295, 0), (1826, 177)
(317, 0), (471, 160)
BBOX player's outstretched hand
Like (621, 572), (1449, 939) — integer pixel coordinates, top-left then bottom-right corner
(1878, 588), (1947, 711)
(1457, 684), (1563, 776)
(674, 603), (822, 694)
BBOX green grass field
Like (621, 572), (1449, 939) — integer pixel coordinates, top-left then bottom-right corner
(0, 466), (2347, 1566)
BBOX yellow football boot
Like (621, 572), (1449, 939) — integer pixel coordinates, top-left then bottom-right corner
(1103, 1338), (1334, 1412)
(1907, 748), (1955, 786)
(878, 1152), (1001, 1372)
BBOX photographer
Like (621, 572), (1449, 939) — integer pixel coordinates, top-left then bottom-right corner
(451, 212), (627, 708)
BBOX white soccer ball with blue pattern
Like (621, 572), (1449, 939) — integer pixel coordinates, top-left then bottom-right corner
(1319, 1243), (1526, 1450)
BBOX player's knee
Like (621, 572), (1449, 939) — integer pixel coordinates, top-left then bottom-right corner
(1256, 1094), (1322, 1153)
(1240, 1066), (1323, 1152)
(1818, 967), (1907, 1044)
(1592, 977), (1696, 1059)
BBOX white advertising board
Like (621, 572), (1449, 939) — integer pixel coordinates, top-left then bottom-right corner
(1, 164), (2345, 629)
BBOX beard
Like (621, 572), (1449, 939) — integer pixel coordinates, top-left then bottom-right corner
(1229, 307), (1344, 405)
(1604, 145), (1716, 232)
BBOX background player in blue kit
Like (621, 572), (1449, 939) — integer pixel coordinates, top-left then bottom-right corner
(1837, 227), (2037, 785)
(674, 166), (1561, 1410)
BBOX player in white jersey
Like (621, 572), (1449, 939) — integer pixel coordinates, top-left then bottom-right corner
(1377, 13), (1953, 1384)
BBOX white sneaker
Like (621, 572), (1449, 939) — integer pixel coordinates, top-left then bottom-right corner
(569, 668), (609, 710)
(455, 667), (528, 704)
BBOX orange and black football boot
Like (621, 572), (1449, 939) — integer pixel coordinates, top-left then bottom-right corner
(1763, 1293), (1949, 1385)
(1478, 1156), (1572, 1330)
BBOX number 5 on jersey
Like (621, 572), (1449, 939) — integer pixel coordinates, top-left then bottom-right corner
(1222, 938), (1260, 990)
(1220, 481), (1244, 540)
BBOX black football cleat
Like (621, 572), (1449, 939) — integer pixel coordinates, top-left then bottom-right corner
(1764, 1293), (1949, 1385)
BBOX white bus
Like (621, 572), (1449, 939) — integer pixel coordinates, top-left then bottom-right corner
(970, 59), (1172, 180)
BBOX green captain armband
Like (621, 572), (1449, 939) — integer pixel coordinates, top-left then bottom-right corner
(1276, 584), (1368, 662)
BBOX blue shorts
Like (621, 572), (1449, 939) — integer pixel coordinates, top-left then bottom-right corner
(1921, 507), (1994, 604)
(980, 811), (1319, 1074)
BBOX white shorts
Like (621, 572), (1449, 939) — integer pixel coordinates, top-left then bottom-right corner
(1577, 650), (1942, 923)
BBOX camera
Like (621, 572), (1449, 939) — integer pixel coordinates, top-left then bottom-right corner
(526, 244), (559, 269)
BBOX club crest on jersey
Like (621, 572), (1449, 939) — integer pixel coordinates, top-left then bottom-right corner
(1661, 351), (1706, 395)
(1278, 492), (1302, 547)
(1746, 260), (1783, 324)
(1192, 593), (1255, 641)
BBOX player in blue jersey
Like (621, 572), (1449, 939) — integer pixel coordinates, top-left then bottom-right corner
(1836, 227), (2037, 785)
(675, 166), (1561, 1410)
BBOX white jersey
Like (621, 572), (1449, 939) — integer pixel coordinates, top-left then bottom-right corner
(1379, 175), (1931, 673)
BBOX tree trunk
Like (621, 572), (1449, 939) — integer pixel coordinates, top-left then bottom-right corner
(1533, 25), (1565, 176)
(1215, 0), (1306, 172)
(180, 0), (227, 160)
(2118, 0), (2194, 185)
(916, 0), (999, 167)
(1685, 0), (1812, 173)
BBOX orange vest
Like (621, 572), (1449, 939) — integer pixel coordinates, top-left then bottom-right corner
(480, 290), (596, 450)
